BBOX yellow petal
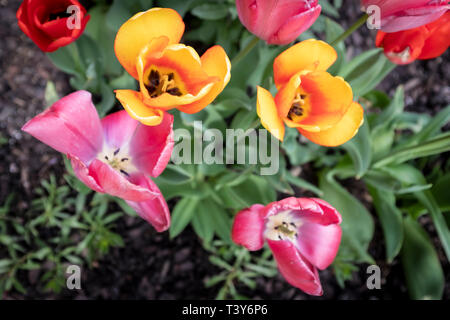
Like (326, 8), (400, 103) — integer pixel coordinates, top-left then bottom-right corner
(115, 89), (164, 126)
(256, 86), (285, 142)
(273, 39), (337, 88)
(114, 8), (185, 79)
(298, 102), (364, 147)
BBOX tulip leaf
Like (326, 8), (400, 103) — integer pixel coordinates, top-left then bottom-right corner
(367, 186), (403, 262)
(401, 217), (444, 300)
(170, 197), (200, 239)
(191, 3), (230, 20)
(432, 172), (450, 212)
(319, 169), (374, 264)
(343, 117), (371, 178)
(381, 164), (450, 262)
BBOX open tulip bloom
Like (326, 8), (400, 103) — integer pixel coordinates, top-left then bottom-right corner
(257, 39), (364, 146)
(232, 197), (342, 295)
(236, 0), (322, 45)
(16, 0), (90, 52)
(114, 8), (231, 126)
(362, 0), (450, 33)
(22, 91), (173, 232)
(376, 11), (450, 64)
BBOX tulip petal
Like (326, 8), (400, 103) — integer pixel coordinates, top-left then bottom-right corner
(115, 89), (165, 126)
(268, 239), (323, 295)
(88, 159), (157, 202)
(177, 45), (231, 114)
(101, 110), (139, 150)
(126, 174), (170, 232)
(231, 204), (266, 251)
(294, 71), (353, 130)
(138, 44), (219, 109)
(271, 4), (321, 45)
(129, 113), (174, 178)
(298, 102), (364, 147)
(22, 91), (103, 163)
(274, 39), (337, 88)
(114, 8), (185, 79)
(68, 154), (104, 193)
(297, 223), (342, 270)
(419, 12), (450, 60)
(256, 86), (285, 141)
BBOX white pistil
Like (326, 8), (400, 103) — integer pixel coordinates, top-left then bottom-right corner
(265, 210), (302, 242)
(97, 146), (137, 177)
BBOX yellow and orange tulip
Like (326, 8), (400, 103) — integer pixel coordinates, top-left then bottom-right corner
(257, 39), (364, 147)
(114, 8), (231, 126)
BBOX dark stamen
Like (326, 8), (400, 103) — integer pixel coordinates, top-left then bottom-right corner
(290, 222), (296, 227)
(114, 148), (120, 156)
(145, 84), (157, 94)
(121, 158), (129, 162)
(278, 235), (283, 240)
(288, 103), (304, 120)
(168, 73), (175, 81)
(120, 170), (130, 176)
(149, 70), (160, 87)
(48, 11), (71, 21)
(105, 156), (109, 161)
(274, 226), (279, 230)
(167, 87), (182, 96)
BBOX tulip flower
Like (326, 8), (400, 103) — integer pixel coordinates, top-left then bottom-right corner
(22, 91), (173, 232)
(16, 0), (90, 52)
(376, 11), (450, 64)
(232, 197), (342, 295)
(114, 8), (231, 126)
(256, 39), (364, 146)
(236, 0), (321, 45)
(361, 0), (450, 33)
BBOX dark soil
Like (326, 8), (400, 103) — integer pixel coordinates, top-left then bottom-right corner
(1, 0), (449, 300)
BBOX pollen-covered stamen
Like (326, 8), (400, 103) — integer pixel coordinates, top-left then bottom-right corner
(145, 69), (183, 98)
(265, 210), (301, 242)
(98, 147), (137, 177)
(287, 93), (307, 121)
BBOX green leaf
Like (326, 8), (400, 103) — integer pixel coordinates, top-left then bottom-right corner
(367, 186), (403, 262)
(169, 197), (199, 239)
(401, 217), (444, 300)
(374, 132), (450, 168)
(44, 81), (59, 107)
(319, 169), (374, 263)
(191, 3), (230, 20)
(343, 117), (371, 178)
(432, 172), (450, 212)
(106, 0), (132, 32)
(285, 172), (323, 196)
(191, 203), (215, 243)
(157, 164), (194, 185)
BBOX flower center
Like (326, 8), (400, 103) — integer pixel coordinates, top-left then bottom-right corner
(265, 211), (301, 242)
(287, 93), (307, 122)
(48, 10), (71, 22)
(145, 69), (183, 98)
(98, 147), (136, 177)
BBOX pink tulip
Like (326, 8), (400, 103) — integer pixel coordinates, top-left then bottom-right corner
(232, 197), (342, 295)
(362, 0), (450, 32)
(236, 0), (321, 45)
(22, 91), (174, 232)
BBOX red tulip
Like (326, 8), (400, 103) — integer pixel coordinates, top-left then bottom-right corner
(236, 0), (321, 45)
(362, 0), (449, 32)
(232, 197), (342, 295)
(16, 0), (90, 52)
(376, 11), (450, 64)
(22, 91), (174, 232)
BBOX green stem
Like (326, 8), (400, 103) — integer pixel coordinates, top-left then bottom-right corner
(231, 35), (260, 65)
(330, 14), (368, 47)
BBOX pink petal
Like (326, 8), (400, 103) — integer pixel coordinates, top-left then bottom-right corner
(236, 0), (320, 45)
(101, 110), (139, 150)
(231, 204), (266, 251)
(88, 159), (157, 202)
(269, 4), (321, 45)
(268, 239), (323, 295)
(21, 91), (103, 163)
(297, 223), (342, 270)
(68, 154), (104, 193)
(382, 5), (449, 32)
(125, 174), (171, 232)
(129, 113), (174, 178)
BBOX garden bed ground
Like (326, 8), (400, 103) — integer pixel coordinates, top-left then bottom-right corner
(0, 0), (449, 299)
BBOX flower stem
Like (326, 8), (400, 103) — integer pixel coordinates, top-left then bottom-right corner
(330, 14), (368, 47)
(231, 35), (260, 65)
